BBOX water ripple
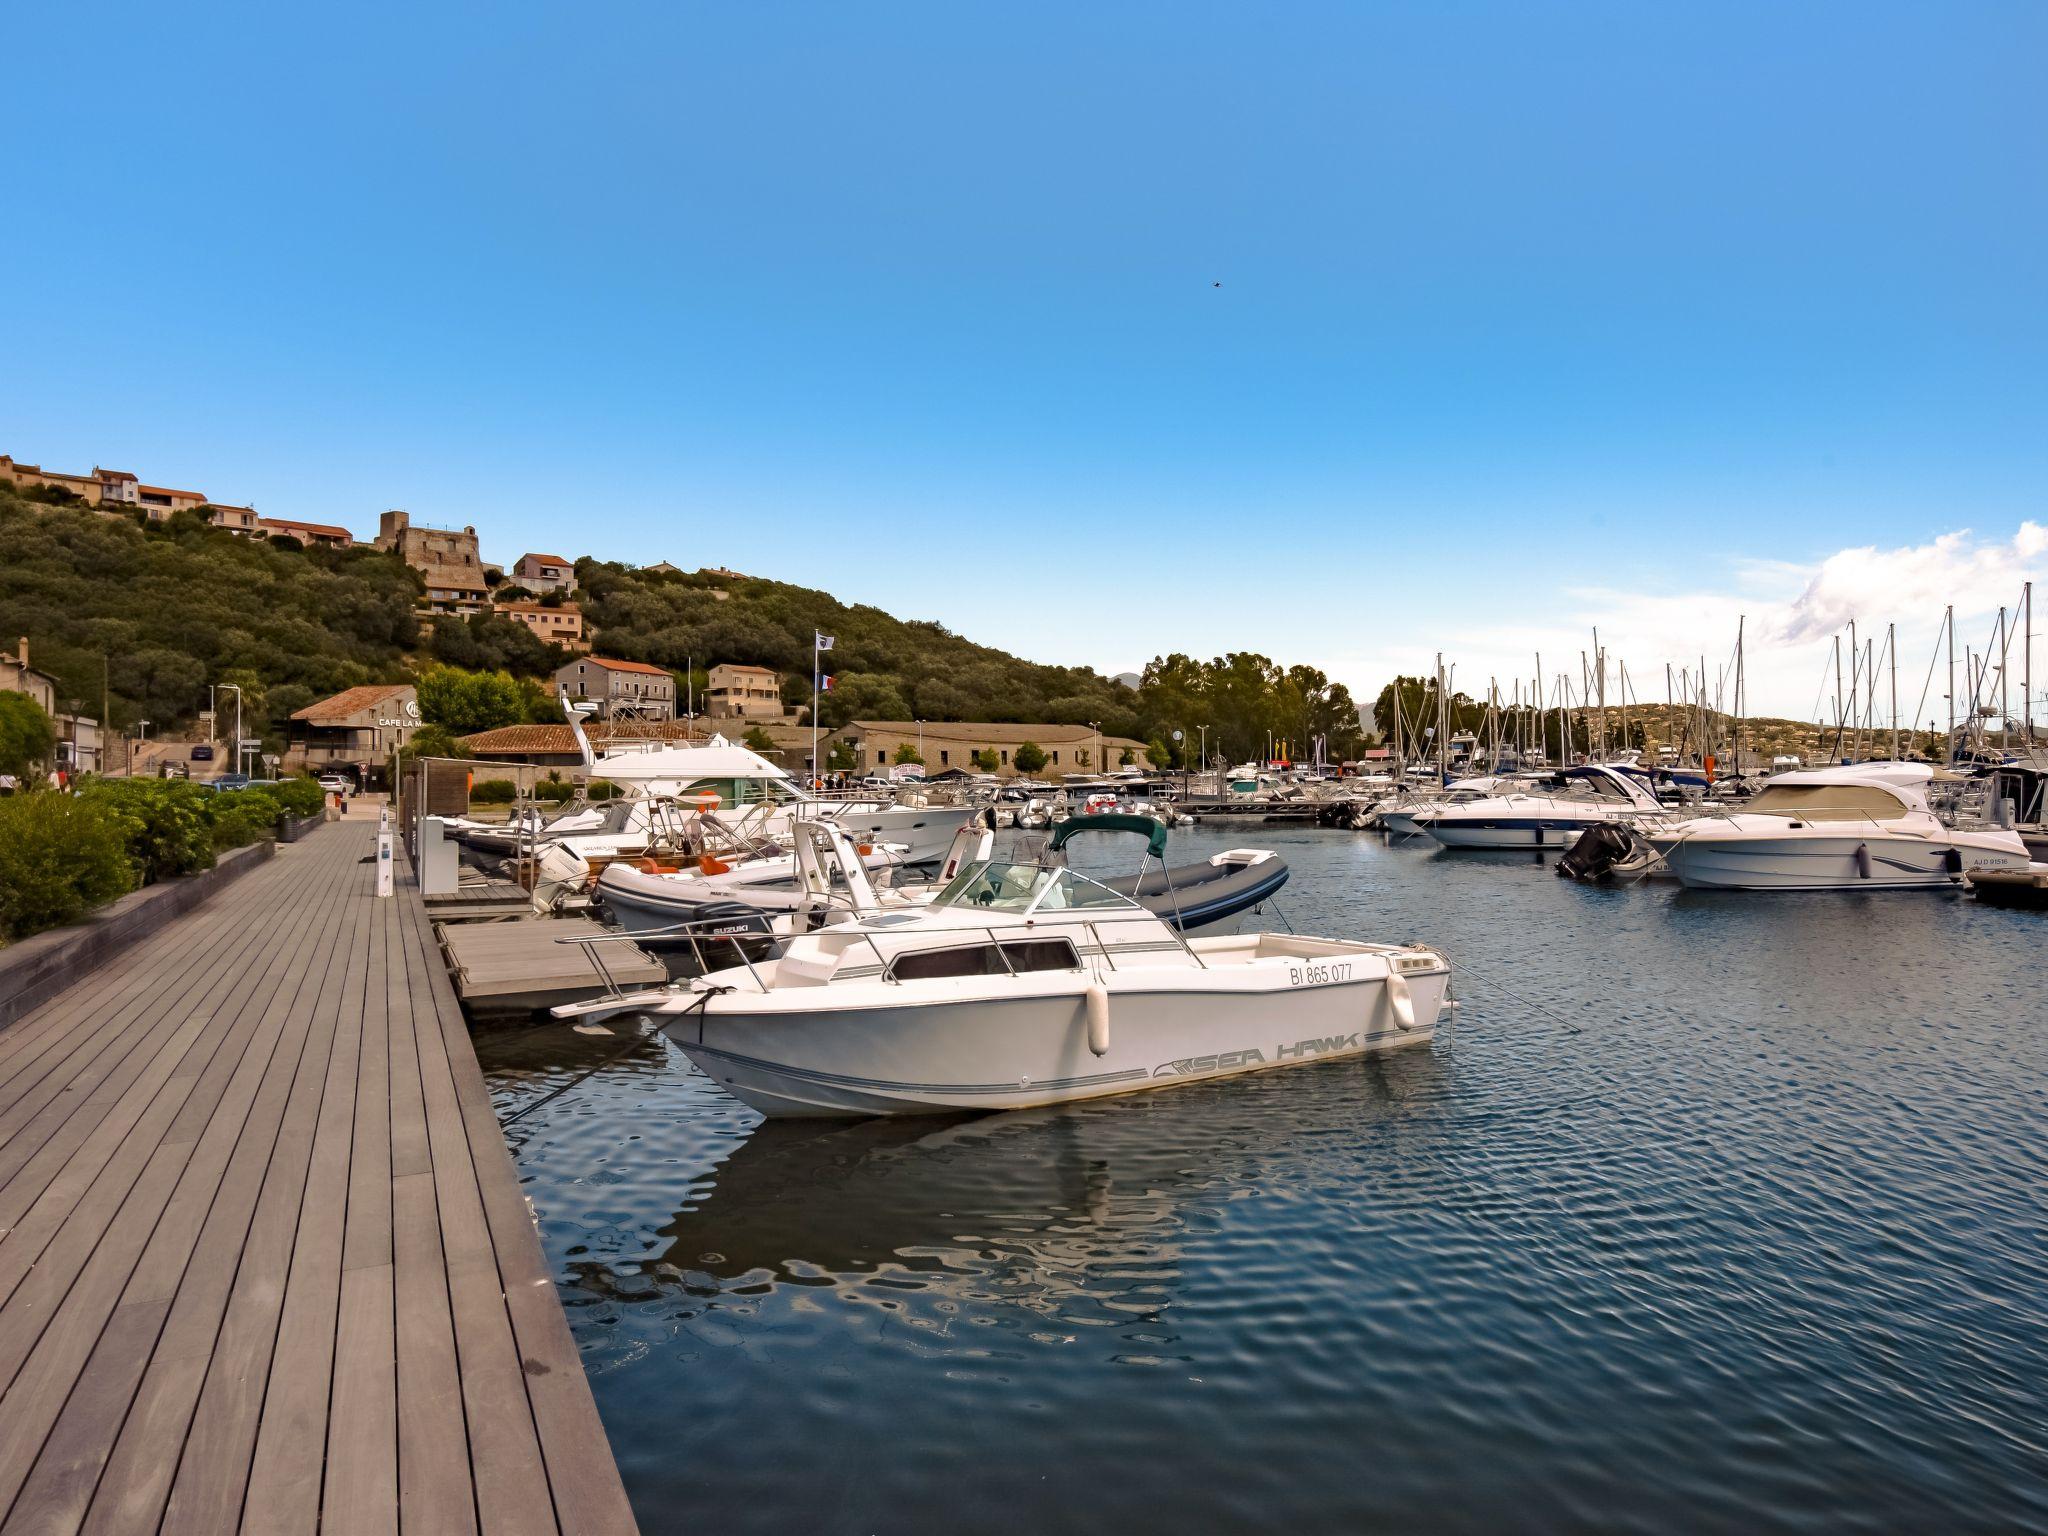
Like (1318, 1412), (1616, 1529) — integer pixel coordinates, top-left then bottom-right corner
(477, 827), (2048, 1535)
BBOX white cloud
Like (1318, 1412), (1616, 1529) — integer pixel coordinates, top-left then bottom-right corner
(1329, 523), (2045, 726)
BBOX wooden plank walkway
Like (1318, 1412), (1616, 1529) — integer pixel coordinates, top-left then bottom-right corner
(0, 819), (640, 1536)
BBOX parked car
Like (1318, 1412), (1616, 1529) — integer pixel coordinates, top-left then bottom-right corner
(212, 773), (251, 791)
(316, 774), (352, 795)
(190, 743), (215, 761)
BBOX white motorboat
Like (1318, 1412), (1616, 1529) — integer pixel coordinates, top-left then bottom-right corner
(559, 696), (974, 863)
(1640, 762), (2031, 890)
(1398, 764), (1663, 850)
(558, 846), (1448, 1119)
(1375, 776), (1518, 836)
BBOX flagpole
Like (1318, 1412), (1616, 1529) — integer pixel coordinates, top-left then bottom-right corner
(811, 635), (820, 787)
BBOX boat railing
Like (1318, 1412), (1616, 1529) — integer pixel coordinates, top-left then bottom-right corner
(555, 918), (773, 994)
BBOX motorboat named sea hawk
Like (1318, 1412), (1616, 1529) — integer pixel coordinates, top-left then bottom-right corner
(558, 841), (1447, 1119)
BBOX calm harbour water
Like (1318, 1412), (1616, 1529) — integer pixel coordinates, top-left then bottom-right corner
(476, 826), (2048, 1535)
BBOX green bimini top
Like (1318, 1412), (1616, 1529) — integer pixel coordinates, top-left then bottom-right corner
(1048, 813), (1169, 860)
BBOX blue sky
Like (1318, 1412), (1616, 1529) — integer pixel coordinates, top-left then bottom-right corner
(7, 2), (2044, 718)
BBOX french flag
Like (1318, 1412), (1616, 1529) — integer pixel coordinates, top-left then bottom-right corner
(820, 674), (835, 691)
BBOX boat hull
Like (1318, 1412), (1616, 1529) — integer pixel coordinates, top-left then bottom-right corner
(663, 955), (1448, 1118)
(1423, 818), (1613, 850)
(1648, 831), (2030, 890)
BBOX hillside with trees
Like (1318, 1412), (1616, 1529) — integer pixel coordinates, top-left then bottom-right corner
(0, 489), (421, 740)
(574, 561), (1369, 765)
(0, 492), (1368, 766)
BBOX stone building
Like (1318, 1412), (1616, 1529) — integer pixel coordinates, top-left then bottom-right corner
(555, 656), (677, 720)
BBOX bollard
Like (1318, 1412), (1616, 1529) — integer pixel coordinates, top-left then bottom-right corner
(377, 806), (394, 899)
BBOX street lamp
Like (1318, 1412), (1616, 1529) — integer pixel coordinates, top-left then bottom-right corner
(1089, 720), (1099, 776)
(130, 719), (151, 776)
(917, 719), (925, 764)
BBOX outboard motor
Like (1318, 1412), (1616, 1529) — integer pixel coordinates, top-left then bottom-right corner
(1556, 823), (1638, 882)
(669, 900), (779, 974)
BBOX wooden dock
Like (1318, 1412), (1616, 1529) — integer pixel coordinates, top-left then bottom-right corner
(439, 919), (666, 1018)
(0, 819), (639, 1535)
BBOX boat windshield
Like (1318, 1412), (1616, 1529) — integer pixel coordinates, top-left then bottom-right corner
(930, 861), (1139, 914)
(1745, 784), (1909, 821)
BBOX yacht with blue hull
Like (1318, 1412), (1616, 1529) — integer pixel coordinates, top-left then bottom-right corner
(1403, 764), (1664, 850)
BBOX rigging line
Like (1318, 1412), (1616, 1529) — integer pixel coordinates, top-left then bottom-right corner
(1446, 953), (1583, 1034)
(1911, 611), (1946, 745)
(1807, 640), (1836, 727)
(501, 994), (717, 1127)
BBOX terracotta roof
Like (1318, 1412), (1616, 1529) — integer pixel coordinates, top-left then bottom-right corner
(138, 484), (205, 499)
(259, 517), (353, 540)
(458, 721), (704, 754)
(494, 600), (581, 615)
(711, 664), (777, 676)
(291, 684), (415, 724)
(94, 468), (138, 482)
(845, 720), (1149, 749)
(577, 656), (672, 677)
(518, 553), (571, 567)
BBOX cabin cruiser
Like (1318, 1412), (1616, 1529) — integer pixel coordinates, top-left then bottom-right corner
(1396, 765), (1663, 850)
(1376, 775), (1521, 838)
(1640, 762), (2030, 890)
(557, 695), (974, 863)
(559, 827), (1442, 1118)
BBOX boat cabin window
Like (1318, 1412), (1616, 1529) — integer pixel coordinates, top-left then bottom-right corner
(929, 861), (1139, 914)
(1746, 784), (1910, 820)
(887, 937), (1082, 981)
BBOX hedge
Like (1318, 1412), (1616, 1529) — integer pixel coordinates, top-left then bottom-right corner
(471, 778), (518, 804)
(0, 777), (330, 944)
(0, 793), (136, 943)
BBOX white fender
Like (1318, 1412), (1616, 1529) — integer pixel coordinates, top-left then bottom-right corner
(1386, 971), (1415, 1030)
(1085, 984), (1111, 1056)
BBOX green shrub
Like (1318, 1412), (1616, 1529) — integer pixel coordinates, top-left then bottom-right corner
(532, 777), (575, 803)
(206, 790), (282, 852)
(253, 778), (326, 817)
(586, 779), (622, 801)
(0, 792), (136, 941)
(471, 778), (518, 804)
(80, 778), (220, 882)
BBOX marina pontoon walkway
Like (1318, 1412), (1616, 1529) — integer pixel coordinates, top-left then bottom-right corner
(0, 819), (639, 1535)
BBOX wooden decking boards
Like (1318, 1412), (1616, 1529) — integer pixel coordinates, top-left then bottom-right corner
(0, 820), (639, 1536)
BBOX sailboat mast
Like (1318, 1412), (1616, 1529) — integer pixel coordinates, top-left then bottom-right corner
(1946, 604), (1955, 763)
(1999, 605), (2011, 751)
(1734, 615), (1746, 775)
(1889, 621), (1899, 761)
(2027, 581), (2035, 750)
(1435, 652), (1447, 787)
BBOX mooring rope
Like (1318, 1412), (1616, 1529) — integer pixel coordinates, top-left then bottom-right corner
(1445, 953), (1584, 1035)
(500, 987), (726, 1127)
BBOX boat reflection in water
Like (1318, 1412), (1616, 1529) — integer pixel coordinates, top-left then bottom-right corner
(583, 1046), (1450, 1334)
